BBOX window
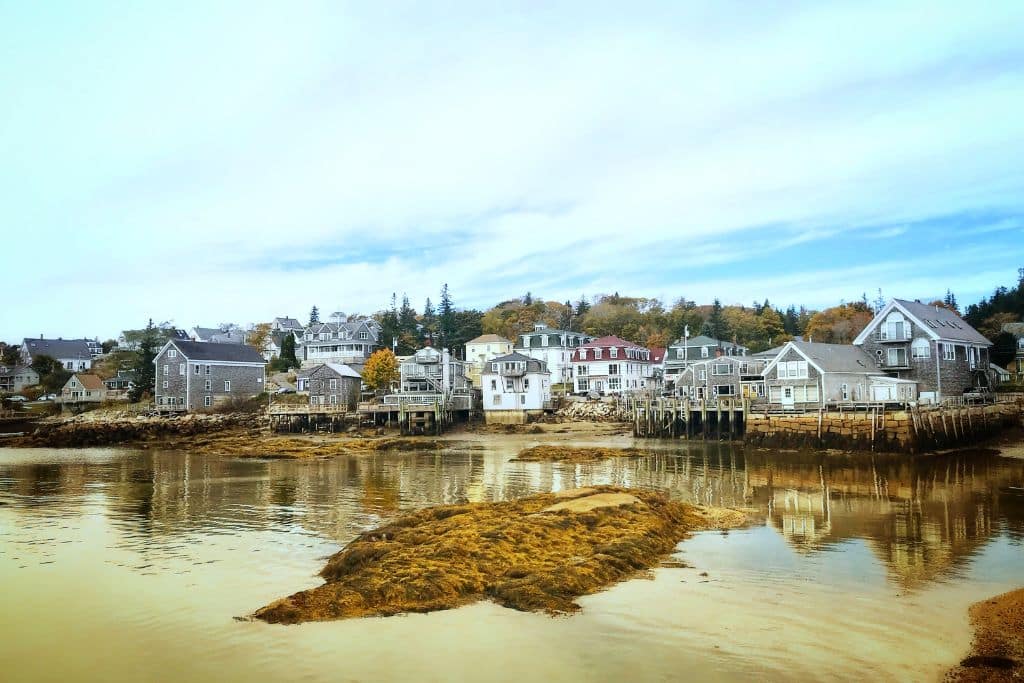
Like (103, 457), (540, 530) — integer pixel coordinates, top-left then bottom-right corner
(887, 348), (907, 367)
(698, 368), (707, 380)
(610, 347), (618, 358)
(769, 386), (782, 401)
(205, 379), (212, 390)
(205, 365), (211, 375)
(179, 363), (185, 376)
(490, 380), (497, 390)
(841, 383), (849, 401)
(882, 312), (908, 341)
(577, 378), (589, 391)
(594, 349), (602, 360)
(506, 379), (514, 390)
(520, 395), (526, 404)
(676, 348), (684, 359)
(777, 360), (808, 379)
(911, 338), (930, 360)
(579, 349), (587, 360)
(204, 396), (212, 407)
(359, 332), (368, 339)
(257, 376), (262, 384)
(524, 379), (530, 390)
(162, 380), (168, 388)
(713, 384), (735, 396)
(224, 380), (231, 391)
(941, 343), (955, 361)
(330, 394), (338, 405)
(66, 361), (73, 369)
(194, 364), (201, 374)
(608, 377), (621, 391)
(163, 364), (169, 376)
(608, 364), (619, 375)
(712, 363), (731, 375)
(169, 349), (177, 359)
(330, 378), (337, 390)
(701, 347), (709, 358)
(577, 366), (588, 376)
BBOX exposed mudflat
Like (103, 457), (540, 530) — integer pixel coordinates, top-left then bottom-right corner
(253, 486), (747, 624)
(512, 445), (642, 462)
(946, 588), (1024, 681)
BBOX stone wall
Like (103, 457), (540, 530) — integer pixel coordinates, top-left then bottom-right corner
(746, 401), (1022, 453)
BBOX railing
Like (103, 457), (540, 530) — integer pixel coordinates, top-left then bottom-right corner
(268, 404), (348, 415)
(156, 403), (186, 412)
(877, 330), (912, 342)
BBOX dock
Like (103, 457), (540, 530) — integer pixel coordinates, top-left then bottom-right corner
(268, 404), (350, 432)
(625, 396), (750, 440)
(358, 393), (473, 435)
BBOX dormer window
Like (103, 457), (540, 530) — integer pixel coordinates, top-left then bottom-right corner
(701, 347), (709, 358)
(610, 348), (618, 359)
(595, 348), (602, 360)
(579, 349), (587, 360)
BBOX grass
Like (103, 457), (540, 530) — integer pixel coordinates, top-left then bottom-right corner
(512, 445), (643, 462)
(252, 486), (746, 624)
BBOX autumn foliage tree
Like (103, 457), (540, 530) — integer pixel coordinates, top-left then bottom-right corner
(803, 303), (874, 344)
(363, 349), (399, 395)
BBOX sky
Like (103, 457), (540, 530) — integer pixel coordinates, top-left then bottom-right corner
(2, 1), (1023, 342)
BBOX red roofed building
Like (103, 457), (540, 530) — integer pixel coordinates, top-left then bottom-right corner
(571, 336), (654, 395)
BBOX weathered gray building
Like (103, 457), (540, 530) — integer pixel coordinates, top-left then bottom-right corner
(296, 363), (361, 409)
(0, 365), (40, 394)
(853, 299), (992, 402)
(154, 340), (267, 411)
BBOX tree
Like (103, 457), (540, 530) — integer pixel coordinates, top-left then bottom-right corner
(128, 319), (160, 402)
(30, 355), (71, 394)
(363, 349), (399, 395)
(943, 289), (959, 312)
(309, 306), (320, 325)
(0, 343), (19, 367)
(803, 303), (873, 344)
(101, 339), (117, 354)
(421, 297), (437, 343)
(246, 323), (272, 358)
(397, 294), (419, 353)
(574, 295), (590, 318)
(280, 333), (298, 368)
(438, 283), (455, 349)
(706, 298), (727, 339)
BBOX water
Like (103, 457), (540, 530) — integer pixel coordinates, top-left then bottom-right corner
(1, 437), (1022, 682)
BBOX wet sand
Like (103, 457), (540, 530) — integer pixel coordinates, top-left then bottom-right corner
(947, 588), (1024, 681)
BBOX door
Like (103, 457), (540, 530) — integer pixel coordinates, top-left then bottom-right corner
(593, 380), (603, 393)
(781, 386), (795, 409)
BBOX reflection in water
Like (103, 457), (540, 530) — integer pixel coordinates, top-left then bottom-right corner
(0, 441), (1022, 682)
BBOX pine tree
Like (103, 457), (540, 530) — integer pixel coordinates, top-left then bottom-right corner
(523, 291), (533, 305)
(128, 319), (159, 402)
(438, 284), (455, 349)
(397, 294), (419, 354)
(561, 300), (573, 330)
(421, 297), (437, 343)
(707, 298), (726, 339)
(783, 305), (799, 336)
(944, 289), (959, 312)
(280, 333), (298, 368)
(309, 306), (320, 325)
(574, 295), (590, 318)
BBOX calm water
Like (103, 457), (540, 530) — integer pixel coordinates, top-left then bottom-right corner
(1, 437), (1022, 682)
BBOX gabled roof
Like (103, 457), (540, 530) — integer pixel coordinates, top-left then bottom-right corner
(649, 347), (666, 364)
(765, 341), (882, 376)
(580, 335), (647, 349)
(483, 352), (549, 374)
(273, 317), (304, 329)
(668, 335), (747, 351)
(298, 363), (362, 379)
(22, 338), (94, 360)
(467, 334), (512, 345)
(853, 299), (991, 346)
(162, 340), (267, 364)
(0, 365), (37, 377)
(70, 373), (105, 391)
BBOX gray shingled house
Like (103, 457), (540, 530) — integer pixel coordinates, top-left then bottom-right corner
(154, 340), (267, 411)
(853, 299), (993, 402)
(296, 363), (362, 409)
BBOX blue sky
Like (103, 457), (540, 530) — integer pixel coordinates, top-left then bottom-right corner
(3, 1), (1023, 341)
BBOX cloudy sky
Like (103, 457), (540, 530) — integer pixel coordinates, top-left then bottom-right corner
(3, 1), (1023, 341)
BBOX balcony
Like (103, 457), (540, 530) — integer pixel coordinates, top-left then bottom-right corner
(876, 330), (912, 343)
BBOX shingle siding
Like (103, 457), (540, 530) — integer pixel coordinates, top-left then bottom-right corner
(154, 343), (265, 410)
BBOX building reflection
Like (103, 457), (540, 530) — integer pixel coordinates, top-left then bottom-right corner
(1, 442), (1021, 589)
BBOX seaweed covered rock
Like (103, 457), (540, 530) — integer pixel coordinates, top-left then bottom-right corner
(253, 486), (746, 624)
(512, 445), (642, 462)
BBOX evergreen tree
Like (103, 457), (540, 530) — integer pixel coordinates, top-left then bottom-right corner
(280, 334), (298, 368)
(783, 305), (799, 336)
(523, 291), (533, 306)
(438, 283), (455, 349)
(574, 295), (590, 318)
(561, 300), (573, 330)
(128, 319), (160, 402)
(421, 297), (437, 343)
(944, 289), (959, 312)
(309, 306), (320, 325)
(707, 298), (726, 339)
(397, 294), (419, 354)
(873, 288), (886, 315)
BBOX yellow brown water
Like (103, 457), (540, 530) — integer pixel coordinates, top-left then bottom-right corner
(1, 438), (1022, 681)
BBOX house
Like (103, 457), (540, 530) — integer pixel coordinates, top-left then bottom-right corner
(674, 355), (769, 401)
(465, 334), (513, 387)
(571, 336), (653, 395)
(189, 326), (246, 344)
(153, 340), (267, 412)
(664, 335), (748, 389)
(1002, 322), (1024, 382)
(398, 346), (471, 394)
(271, 317), (304, 333)
(0, 365), (40, 394)
(515, 323), (593, 387)
(60, 373), (107, 404)
(764, 341), (917, 409)
(298, 320), (381, 368)
(296, 363), (361, 409)
(853, 299), (992, 402)
(648, 347), (666, 389)
(481, 352), (552, 424)
(20, 337), (94, 371)
(103, 370), (135, 399)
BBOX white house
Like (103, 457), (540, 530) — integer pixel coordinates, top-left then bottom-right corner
(20, 338), (94, 372)
(465, 334), (513, 387)
(481, 352), (552, 424)
(571, 336), (653, 395)
(515, 323), (593, 387)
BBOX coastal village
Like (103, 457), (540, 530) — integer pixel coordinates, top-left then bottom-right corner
(3, 280), (1024, 451)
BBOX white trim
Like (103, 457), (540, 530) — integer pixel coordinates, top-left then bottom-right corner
(763, 342), (826, 377)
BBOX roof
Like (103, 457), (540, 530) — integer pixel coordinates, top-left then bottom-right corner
(580, 335), (647, 350)
(669, 335), (747, 351)
(0, 365), (37, 377)
(22, 338), (93, 360)
(520, 325), (589, 338)
(649, 347), (666, 364)
(71, 374), (105, 391)
(483, 352), (549, 374)
(753, 345), (786, 359)
(467, 334), (512, 345)
(273, 317), (304, 329)
(855, 299), (991, 346)
(324, 363), (361, 378)
(769, 341), (881, 375)
(164, 340), (267, 364)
